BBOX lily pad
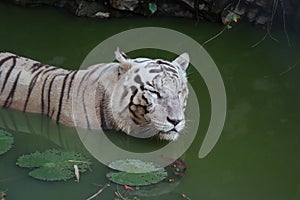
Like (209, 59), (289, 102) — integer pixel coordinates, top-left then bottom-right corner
(108, 159), (163, 173)
(106, 169), (167, 186)
(16, 149), (91, 181)
(0, 130), (14, 155)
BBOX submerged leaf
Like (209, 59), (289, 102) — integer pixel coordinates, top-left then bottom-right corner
(0, 130), (14, 155)
(16, 149), (91, 181)
(106, 169), (167, 186)
(108, 159), (162, 173)
(29, 166), (74, 181)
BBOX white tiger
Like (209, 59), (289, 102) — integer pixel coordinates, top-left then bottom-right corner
(0, 48), (189, 140)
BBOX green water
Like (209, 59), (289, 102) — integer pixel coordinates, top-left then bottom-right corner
(0, 2), (300, 200)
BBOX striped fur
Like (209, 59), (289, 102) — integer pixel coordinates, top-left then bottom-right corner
(0, 49), (189, 140)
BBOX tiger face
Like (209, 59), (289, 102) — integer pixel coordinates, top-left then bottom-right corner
(111, 48), (189, 141)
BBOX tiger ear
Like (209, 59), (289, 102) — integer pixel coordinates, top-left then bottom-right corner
(115, 47), (131, 72)
(173, 53), (189, 71)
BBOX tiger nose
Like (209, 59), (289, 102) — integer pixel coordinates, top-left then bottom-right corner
(167, 117), (182, 126)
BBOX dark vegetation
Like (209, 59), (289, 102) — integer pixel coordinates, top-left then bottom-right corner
(5, 0), (300, 32)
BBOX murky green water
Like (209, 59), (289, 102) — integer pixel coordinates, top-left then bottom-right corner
(0, 2), (300, 200)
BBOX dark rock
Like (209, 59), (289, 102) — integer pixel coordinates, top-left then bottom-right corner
(161, 3), (193, 18)
(255, 15), (270, 25)
(179, 0), (194, 9)
(247, 8), (259, 22)
(93, 11), (110, 18)
(4, 0), (300, 32)
(235, 6), (246, 16)
(255, 0), (267, 8)
(109, 0), (138, 12)
(292, 6), (300, 31)
(71, 1), (108, 17)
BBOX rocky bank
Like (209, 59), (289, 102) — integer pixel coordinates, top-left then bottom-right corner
(5, 0), (300, 31)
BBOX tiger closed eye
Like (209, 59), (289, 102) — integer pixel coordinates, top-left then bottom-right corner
(149, 90), (162, 98)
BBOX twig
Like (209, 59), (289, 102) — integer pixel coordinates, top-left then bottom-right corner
(115, 190), (127, 200)
(252, 0), (279, 47)
(86, 183), (110, 200)
(68, 160), (90, 164)
(251, 29), (279, 48)
(280, 0), (291, 47)
(234, 0), (242, 13)
(181, 193), (192, 200)
(203, 25), (228, 45)
(279, 60), (300, 76)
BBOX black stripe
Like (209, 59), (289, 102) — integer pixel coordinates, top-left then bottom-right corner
(40, 68), (60, 114)
(23, 68), (44, 112)
(134, 75), (143, 85)
(41, 67), (59, 75)
(149, 68), (163, 73)
(41, 74), (52, 115)
(0, 55), (14, 66)
(171, 73), (179, 78)
(157, 60), (176, 69)
(82, 86), (91, 129)
(146, 81), (153, 87)
(99, 86), (108, 130)
(30, 63), (44, 73)
(91, 64), (113, 85)
(76, 72), (89, 95)
(40, 67), (60, 114)
(56, 71), (72, 124)
(47, 74), (63, 117)
(130, 86), (137, 92)
(128, 88), (149, 124)
(164, 66), (177, 74)
(142, 94), (149, 104)
(0, 56), (17, 93)
(134, 59), (150, 63)
(128, 89), (139, 122)
(50, 109), (55, 119)
(86, 66), (100, 80)
(67, 70), (77, 99)
(3, 71), (21, 108)
(120, 86), (128, 103)
(121, 52), (129, 59)
(140, 84), (161, 98)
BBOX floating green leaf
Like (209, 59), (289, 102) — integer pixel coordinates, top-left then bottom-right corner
(106, 169), (167, 186)
(0, 130), (14, 155)
(16, 149), (91, 181)
(108, 159), (163, 173)
(148, 2), (157, 14)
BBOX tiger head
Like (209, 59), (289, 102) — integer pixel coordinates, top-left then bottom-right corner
(111, 48), (189, 141)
